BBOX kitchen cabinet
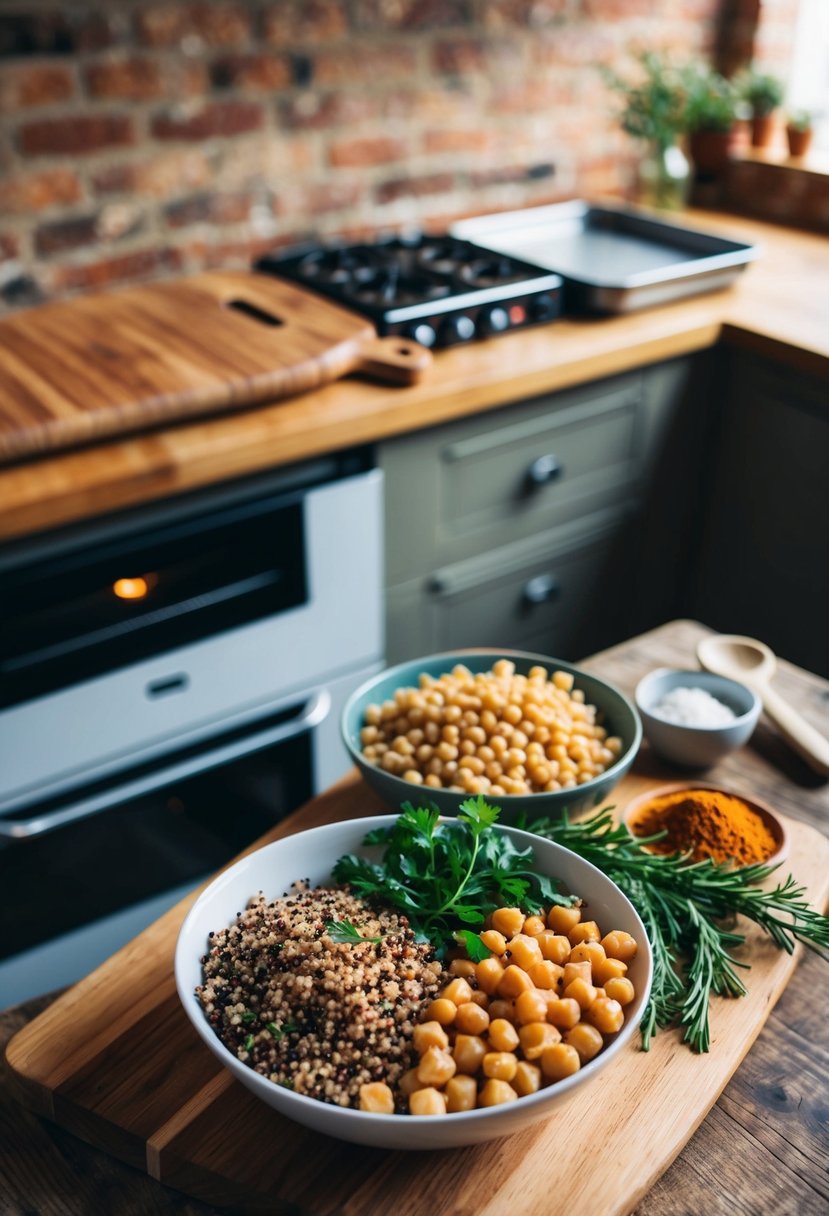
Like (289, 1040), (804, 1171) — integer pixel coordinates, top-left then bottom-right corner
(379, 358), (702, 663)
(690, 352), (829, 677)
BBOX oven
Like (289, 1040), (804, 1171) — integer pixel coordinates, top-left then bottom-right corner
(0, 452), (383, 1007)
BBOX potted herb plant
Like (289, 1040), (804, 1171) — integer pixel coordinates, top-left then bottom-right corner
(684, 65), (739, 176)
(786, 109), (814, 157)
(604, 51), (689, 210)
(740, 69), (785, 147)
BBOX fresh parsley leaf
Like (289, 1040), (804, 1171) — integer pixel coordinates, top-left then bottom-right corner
(325, 919), (383, 945)
(243, 1034), (254, 1052)
(241, 1010), (255, 1024)
(266, 1021), (299, 1041)
(454, 930), (493, 963)
(331, 796), (576, 955)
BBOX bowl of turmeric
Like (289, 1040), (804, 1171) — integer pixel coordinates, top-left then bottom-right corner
(621, 782), (788, 868)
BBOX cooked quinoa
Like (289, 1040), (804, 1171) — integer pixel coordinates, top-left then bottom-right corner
(196, 885), (446, 1109)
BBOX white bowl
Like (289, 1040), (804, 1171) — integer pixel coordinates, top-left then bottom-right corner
(175, 816), (653, 1150)
(635, 668), (762, 769)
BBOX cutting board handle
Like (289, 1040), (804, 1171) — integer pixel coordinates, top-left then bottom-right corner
(352, 335), (432, 385)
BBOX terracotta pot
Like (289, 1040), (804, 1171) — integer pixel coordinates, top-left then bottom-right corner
(750, 113), (776, 148)
(786, 125), (813, 157)
(688, 128), (735, 176)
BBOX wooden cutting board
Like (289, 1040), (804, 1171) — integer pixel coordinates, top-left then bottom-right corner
(0, 272), (431, 464)
(6, 769), (829, 1216)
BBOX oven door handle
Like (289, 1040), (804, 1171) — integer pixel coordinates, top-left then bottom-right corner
(0, 690), (331, 842)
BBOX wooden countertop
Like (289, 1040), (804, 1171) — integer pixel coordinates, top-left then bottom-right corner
(1, 211), (828, 544)
(1, 620), (828, 1216)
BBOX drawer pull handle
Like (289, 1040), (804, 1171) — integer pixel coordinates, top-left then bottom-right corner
(523, 574), (560, 606)
(526, 454), (562, 489)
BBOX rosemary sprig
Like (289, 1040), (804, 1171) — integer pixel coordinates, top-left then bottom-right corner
(529, 806), (829, 1053)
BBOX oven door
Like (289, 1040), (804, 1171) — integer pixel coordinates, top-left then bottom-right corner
(0, 661), (378, 1009)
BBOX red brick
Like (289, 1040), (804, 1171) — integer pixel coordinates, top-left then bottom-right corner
(0, 232), (21, 259)
(91, 150), (215, 199)
(424, 129), (493, 153)
(375, 173), (456, 203)
(0, 167), (83, 215)
(432, 38), (488, 74)
(582, 0), (653, 15)
(19, 114), (135, 157)
(329, 136), (408, 168)
(280, 91), (379, 129)
(352, 0), (470, 29)
(164, 191), (254, 228)
(210, 53), (293, 91)
(49, 248), (183, 293)
(136, 4), (251, 49)
(34, 213), (100, 256)
(277, 180), (364, 216)
(0, 63), (75, 109)
(263, 1), (348, 45)
(0, 12), (119, 57)
(151, 100), (264, 141)
(314, 44), (418, 85)
(84, 57), (164, 101)
(35, 203), (144, 255)
(482, 0), (570, 27)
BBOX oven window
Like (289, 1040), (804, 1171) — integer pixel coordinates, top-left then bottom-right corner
(0, 732), (311, 964)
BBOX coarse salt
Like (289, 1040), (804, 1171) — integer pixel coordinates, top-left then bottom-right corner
(651, 686), (737, 728)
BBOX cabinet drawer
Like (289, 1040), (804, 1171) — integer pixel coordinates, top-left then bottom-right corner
(385, 515), (628, 665)
(380, 372), (643, 585)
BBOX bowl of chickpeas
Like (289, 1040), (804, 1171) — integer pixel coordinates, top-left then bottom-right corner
(177, 814), (653, 1148)
(341, 650), (641, 819)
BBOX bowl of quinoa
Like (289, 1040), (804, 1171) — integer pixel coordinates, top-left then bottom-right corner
(176, 816), (652, 1149)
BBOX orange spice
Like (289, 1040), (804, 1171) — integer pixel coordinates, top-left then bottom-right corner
(628, 788), (778, 865)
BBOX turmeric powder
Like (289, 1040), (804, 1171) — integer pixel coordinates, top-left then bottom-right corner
(628, 787), (779, 865)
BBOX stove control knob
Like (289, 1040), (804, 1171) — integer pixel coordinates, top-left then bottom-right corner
(529, 293), (558, 322)
(478, 306), (510, 336)
(406, 322), (437, 348)
(439, 314), (476, 345)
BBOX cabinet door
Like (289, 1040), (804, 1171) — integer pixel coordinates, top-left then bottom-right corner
(385, 514), (629, 665)
(380, 371), (643, 585)
(691, 355), (829, 676)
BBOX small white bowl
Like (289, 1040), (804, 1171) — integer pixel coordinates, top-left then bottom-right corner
(635, 668), (761, 769)
(175, 816), (653, 1150)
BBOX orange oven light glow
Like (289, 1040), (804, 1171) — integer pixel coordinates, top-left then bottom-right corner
(112, 576), (151, 600)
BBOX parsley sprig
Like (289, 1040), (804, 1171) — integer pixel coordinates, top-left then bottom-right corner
(529, 806), (829, 1053)
(325, 919), (383, 945)
(332, 795), (575, 952)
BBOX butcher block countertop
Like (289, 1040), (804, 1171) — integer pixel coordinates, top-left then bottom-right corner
(1, 210), (828, 543)
(2, 620), (829, 1216)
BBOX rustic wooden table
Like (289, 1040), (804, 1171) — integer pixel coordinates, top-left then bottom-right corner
(2, 620), (827, 1216)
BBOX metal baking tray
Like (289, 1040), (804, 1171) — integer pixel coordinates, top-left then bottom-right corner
(451, 201), (760, 314)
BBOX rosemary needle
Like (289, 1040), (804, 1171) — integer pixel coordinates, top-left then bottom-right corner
(529, 806), (829, 1053)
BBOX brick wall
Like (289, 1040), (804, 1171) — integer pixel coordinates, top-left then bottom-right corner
(1, 1), (720, 310)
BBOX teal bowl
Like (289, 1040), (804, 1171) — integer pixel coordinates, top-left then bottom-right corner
(341, 649), (641, 822)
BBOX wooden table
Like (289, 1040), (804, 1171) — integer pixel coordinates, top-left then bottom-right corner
(2, 620), (828, 1216)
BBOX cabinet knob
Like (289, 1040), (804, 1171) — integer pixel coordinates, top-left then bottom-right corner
(525, 454), (562, 489)
(523, 573), (560, 606)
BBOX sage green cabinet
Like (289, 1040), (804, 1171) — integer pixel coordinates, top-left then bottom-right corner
(690, 353), (829, 677)
(379, 358), (696, 664)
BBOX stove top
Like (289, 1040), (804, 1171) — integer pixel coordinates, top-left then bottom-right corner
(256, 234), (563, 348)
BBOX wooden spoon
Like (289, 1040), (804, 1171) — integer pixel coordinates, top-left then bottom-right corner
(697, 634), (829, 778)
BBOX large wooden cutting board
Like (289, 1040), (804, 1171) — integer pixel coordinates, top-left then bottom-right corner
(0, 272), (431, 464)
(5, 769), (829, 1216)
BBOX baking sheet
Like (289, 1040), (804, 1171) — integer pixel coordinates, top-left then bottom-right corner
(452, 202), (760, 314)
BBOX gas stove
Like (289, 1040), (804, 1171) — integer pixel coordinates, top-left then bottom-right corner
(256, 234), (563, 348)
